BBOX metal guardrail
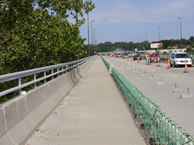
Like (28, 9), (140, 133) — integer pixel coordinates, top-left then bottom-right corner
(102, 57), (194, 145)
(0, 56), (93, 98)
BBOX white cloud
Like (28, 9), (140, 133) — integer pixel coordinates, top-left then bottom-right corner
(90, 0), (194, 24)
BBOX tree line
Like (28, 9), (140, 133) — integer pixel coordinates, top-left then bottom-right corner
(0, 0), (95, 75)
(0, 0), (95, 103)
(94, 36), (194, 52)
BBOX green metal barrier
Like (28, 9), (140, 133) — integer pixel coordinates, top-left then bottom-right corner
(102, 57), (194, 145)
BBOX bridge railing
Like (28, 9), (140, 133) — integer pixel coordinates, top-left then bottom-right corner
(102, 57), (193, 145)
(0, 57), (93, 98)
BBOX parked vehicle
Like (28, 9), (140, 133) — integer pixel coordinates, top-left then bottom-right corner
(122, 53), (129, 58)
(111, 53), (116, 57)
(170, 52), (192, 67)
(115, 53), (121, 58)
(112, 53), (120, 57)
(133, 54), (142, 60)
(149, 53), (160, 63)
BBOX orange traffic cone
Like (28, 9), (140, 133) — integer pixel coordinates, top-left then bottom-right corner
(157, 58), (160, 67)
(184, 59), (188, 73)
(167, 57), (171, 69)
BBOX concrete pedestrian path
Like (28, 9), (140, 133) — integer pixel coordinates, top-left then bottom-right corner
(26, 56), (146, 145)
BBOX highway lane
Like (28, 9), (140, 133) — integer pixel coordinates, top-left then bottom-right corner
(104, 56), (194, 136)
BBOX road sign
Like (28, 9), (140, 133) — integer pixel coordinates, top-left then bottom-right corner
(150, 42), (163, 48)
(116, 48), (120, 52)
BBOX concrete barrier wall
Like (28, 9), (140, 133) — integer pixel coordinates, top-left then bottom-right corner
(0, 58), (94, 145)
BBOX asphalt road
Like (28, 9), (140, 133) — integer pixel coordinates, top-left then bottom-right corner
(104, 56), (194, 136)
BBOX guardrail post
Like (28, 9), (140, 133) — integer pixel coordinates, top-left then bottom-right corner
(69, 64), (72, 71)
(78, 61), (80, 66)
(64, 65), (66, 73)
(44, 71), (46, 83)
(62, 66), (64, 74)
(73, 62), (75, 68)
(18, 78), (22, 95)
(34, 74), (37, 88)
(70, 64), (72, 70)
(57, 68), (59, 77)
(51, 69), (54, 80)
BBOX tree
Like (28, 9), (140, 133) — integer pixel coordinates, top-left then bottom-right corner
(0, 0), (95, 103)
(0, 0), (95, 74)
(189, 36), (194, 41)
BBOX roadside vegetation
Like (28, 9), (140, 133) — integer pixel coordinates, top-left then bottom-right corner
(94, 36), (194, 52)
(0, 0), (95, 103)
(0, 0), (95, 74)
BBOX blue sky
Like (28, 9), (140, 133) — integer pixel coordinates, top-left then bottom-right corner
(80, 0), (194, 44)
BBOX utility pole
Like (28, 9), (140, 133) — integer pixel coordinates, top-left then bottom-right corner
(157, 27), (161, 52)
(87, 13), (90, 56)
(178, 17), (182, 48)
(93, 28), (96, 45)
(138, 36), (140, 50)
(91, 20), (95, 45)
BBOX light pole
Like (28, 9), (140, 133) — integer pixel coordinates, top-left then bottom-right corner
(91, 20), (95, 45)
(87, 13), (90, 56)
(177, 17), (182, 48)
(93, 28), (96, 45)
(157, 26), (161, 42)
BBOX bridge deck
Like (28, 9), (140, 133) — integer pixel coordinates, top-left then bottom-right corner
(26, 56), (145, 145)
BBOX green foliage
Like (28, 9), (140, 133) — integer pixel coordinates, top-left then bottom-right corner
(0, 0), (95, 74)
(0, 0), (95, 103)
(95, 37), (194, 52)
(95, 41), (150, 52)
(186, 48), (192, 52)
